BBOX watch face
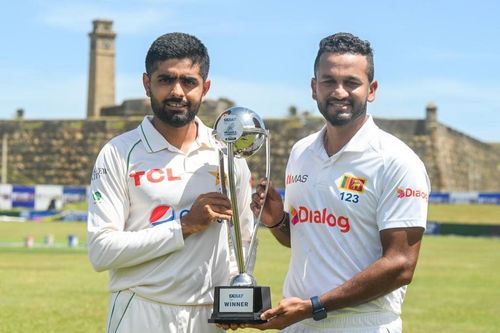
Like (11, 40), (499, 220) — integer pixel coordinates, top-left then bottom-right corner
(313, 308), (327, 321)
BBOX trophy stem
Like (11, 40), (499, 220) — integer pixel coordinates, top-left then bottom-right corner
(245, 134), (270, 270)
(227, 143), (246, 275)
(218, 150), (227, 197)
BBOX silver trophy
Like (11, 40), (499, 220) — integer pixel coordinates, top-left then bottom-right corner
(208, 106), (271, 324)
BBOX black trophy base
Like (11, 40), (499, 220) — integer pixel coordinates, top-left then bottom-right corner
(208, 286), (271, 324)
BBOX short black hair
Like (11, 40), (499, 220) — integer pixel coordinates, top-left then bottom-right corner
(145, 32), (210, 80)
(314, 32), (374, 82)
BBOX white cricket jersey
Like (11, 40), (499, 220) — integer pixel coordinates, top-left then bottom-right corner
(87, 116), (254, 305)
(283, 115), (430, 317)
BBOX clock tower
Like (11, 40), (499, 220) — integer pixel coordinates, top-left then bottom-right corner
(87, 19), (116, 118)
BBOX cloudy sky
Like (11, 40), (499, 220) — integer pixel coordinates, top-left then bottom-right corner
(1, 0), (499, 142)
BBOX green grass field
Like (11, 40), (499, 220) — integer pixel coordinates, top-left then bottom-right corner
(1, 204), (500, 332)
(427, 204), (500, 225)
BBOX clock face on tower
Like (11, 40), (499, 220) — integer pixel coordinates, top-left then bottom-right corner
(102, 39), (112, 49)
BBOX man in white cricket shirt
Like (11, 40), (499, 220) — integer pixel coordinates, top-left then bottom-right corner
(246, 33), (430, 332)
(87, 33), (254, 333)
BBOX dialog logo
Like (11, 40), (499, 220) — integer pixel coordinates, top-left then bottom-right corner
(396, 187), (428, 200)
(149, 205), (175, 226)
(290, 207), (300, 225)
(289, 205), (350, 233)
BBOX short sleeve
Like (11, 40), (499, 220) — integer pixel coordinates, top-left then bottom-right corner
(376, 154), (430, 231)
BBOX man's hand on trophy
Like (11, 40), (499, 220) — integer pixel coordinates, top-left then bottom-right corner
(251, 179), (284, 227)
(180, 192), (233, 238)
(243, 297), (312, 331)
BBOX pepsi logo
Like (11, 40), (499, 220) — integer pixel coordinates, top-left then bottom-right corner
(149, 205), (175, 226)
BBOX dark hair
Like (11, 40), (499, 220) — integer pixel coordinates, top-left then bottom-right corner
(145, 32), (210, 80)
(313, 32), (374, 82)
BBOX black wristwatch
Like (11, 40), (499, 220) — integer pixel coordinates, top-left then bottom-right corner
(310, 296), (327, 321)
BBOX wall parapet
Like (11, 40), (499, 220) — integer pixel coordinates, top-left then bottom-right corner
(0, 114), (498, 191)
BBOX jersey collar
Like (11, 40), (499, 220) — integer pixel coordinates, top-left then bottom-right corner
(312, 114), (379, 157)
(342, 114), (378, 152)
(138, 116), (215, 153)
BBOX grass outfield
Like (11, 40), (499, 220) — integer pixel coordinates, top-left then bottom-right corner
(0, 222), (87, 245)
(403, 235), (500, 333)
(0, 247), (108, 333)
(1, 230), (500, 332)
(427, 204), (500, 225)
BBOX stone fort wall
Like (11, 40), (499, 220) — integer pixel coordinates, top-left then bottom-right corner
(247, 115), (499, 192)
(0, 105), (498, 192)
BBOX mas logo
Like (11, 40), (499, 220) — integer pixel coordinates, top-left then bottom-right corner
(339, 174), (367, 193)
(286, 174), (308, 185)
(290, 205), (350, 233)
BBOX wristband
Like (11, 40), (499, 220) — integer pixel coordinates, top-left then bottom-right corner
(266, 212), (287, 228)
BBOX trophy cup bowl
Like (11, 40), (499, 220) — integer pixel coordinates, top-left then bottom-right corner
(213, 107), (266, 158)
(208, 107), (272, 324)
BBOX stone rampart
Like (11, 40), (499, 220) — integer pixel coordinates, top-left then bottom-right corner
(0, 118), (139, 185)
(0, 112), (498, 191)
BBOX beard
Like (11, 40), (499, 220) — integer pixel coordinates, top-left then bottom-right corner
(150, 95), (200, 128)
(317, 97), (367, 127)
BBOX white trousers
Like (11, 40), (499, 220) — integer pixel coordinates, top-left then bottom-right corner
(281, 312), (402, 333)
(106, 290), (224, 333)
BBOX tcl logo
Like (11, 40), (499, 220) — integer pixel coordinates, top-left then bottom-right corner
(396, 188), (428, 200)
(290, 206), (350, 233)
(129, 168), (182, 186)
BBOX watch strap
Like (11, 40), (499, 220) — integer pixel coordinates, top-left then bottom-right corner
(310, 295), (327, 321)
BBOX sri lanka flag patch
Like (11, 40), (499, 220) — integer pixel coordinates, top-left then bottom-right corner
(339, 174), (367, 193)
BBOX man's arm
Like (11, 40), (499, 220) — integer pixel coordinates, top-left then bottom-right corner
(248, 226), (424, 330)
(320, 226), (424, 309)
(89, 192), (232, 272)
(251, 179), (291, 247)
(267, 212), (291, 248)
(87, 143), (185, 271)
(87, 143), (232, 272)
